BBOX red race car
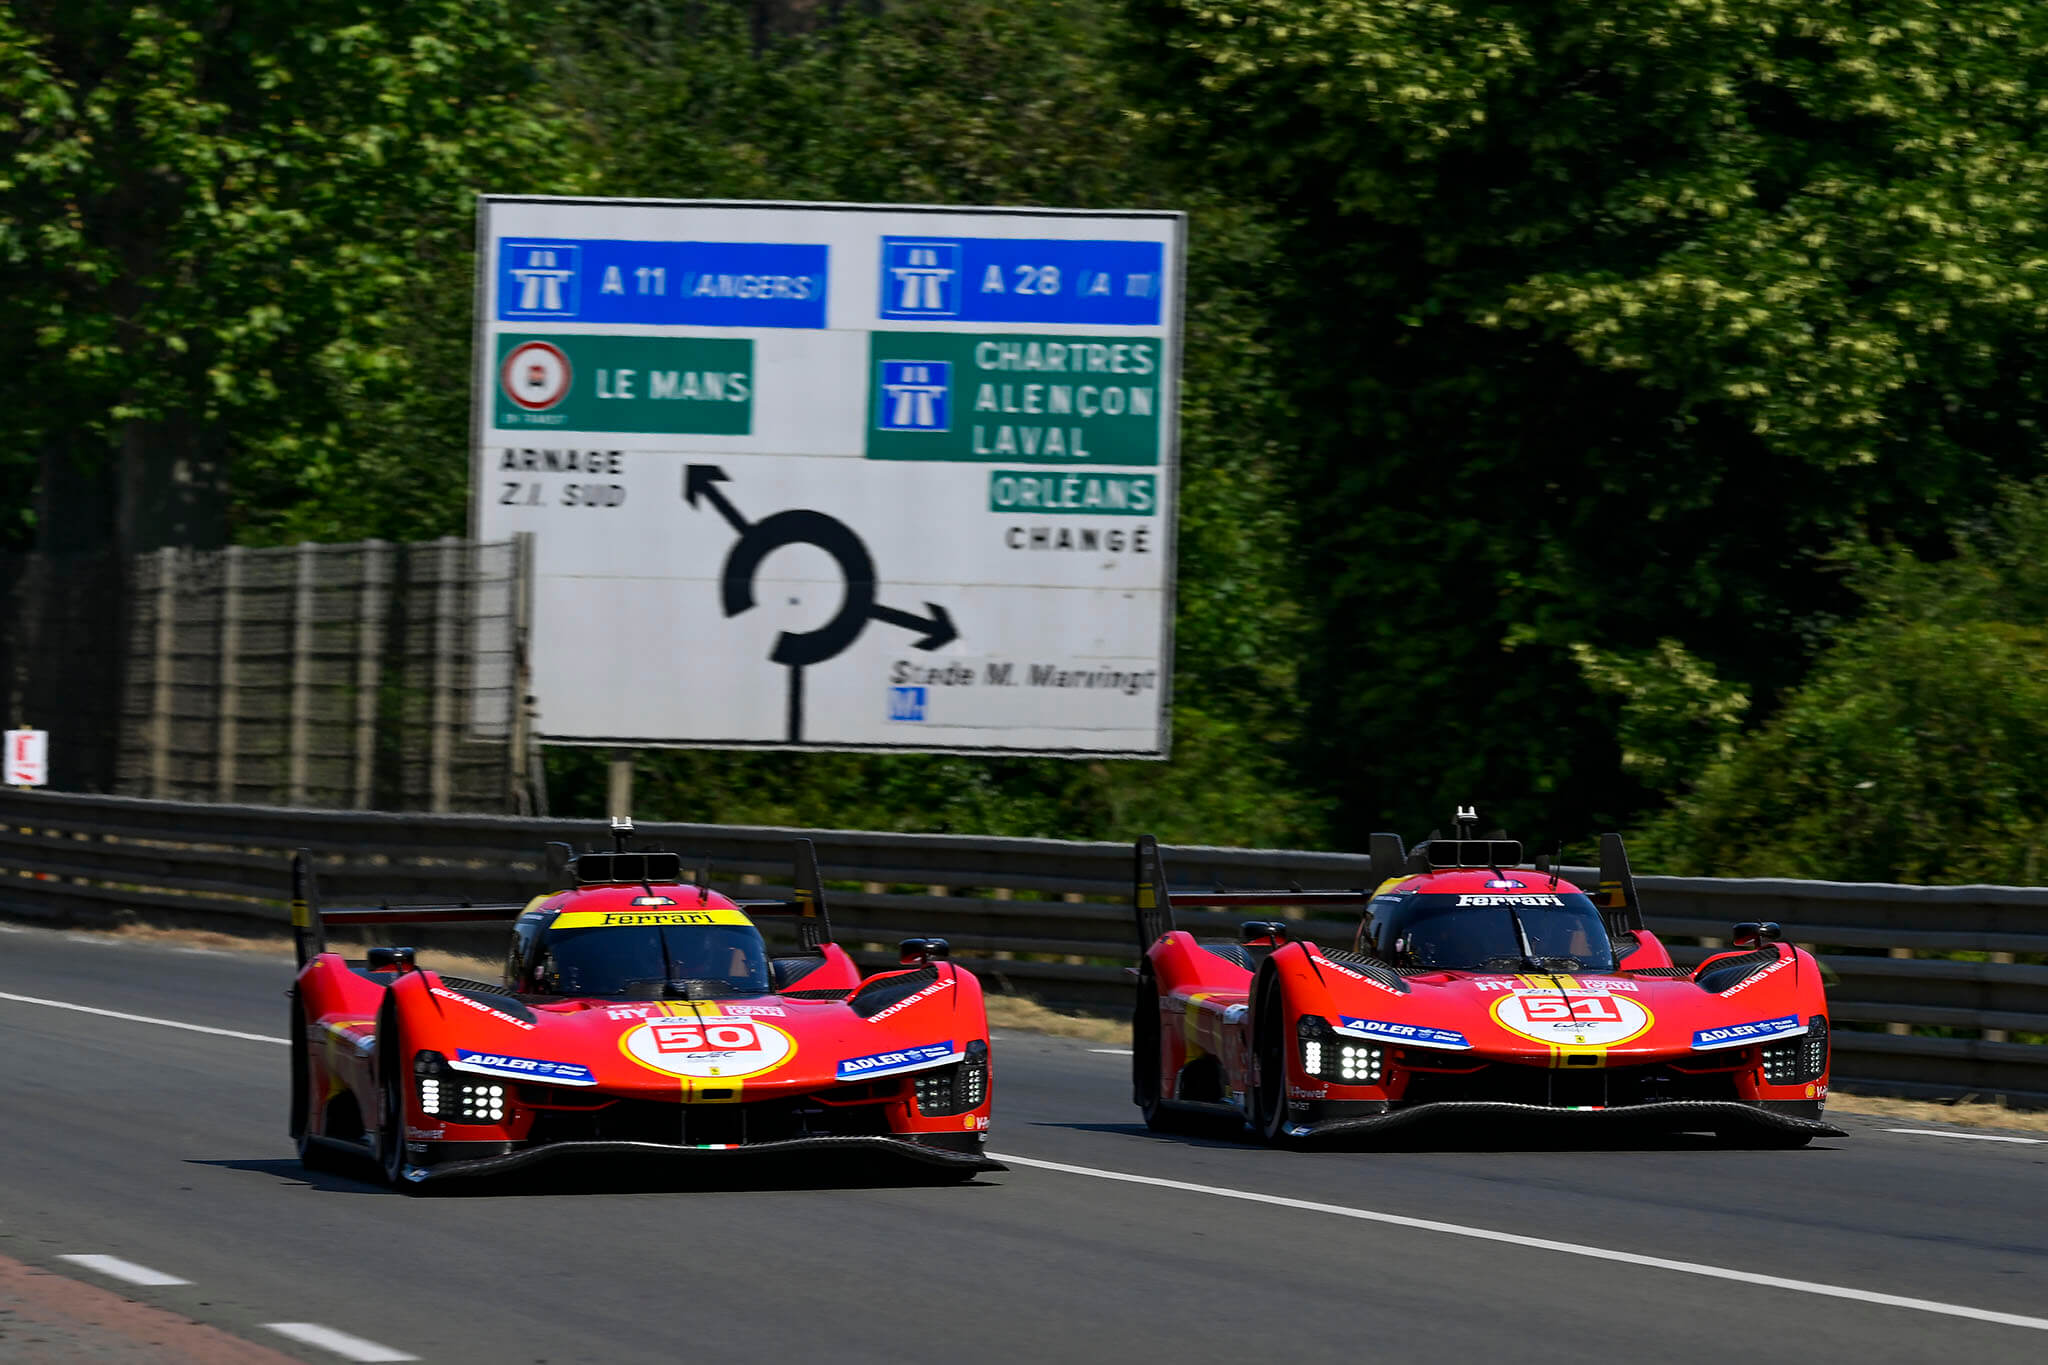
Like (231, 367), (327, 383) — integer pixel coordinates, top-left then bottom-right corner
(289, 822), (999, 1188)
(1132, 812), (1841, 1146)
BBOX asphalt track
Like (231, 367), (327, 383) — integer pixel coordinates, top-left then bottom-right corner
(2, 924), (2045, 1364)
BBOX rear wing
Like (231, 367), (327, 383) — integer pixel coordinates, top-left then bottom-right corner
(289, 835), (837, 967)
(289, 850), (523, 967)
(1590, 832), (1646, 934)
(732, 837), (834, 954)
(1132, 834), (1401, 953)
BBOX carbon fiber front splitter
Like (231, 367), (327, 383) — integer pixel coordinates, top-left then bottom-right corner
(1295, 1099), (1845, 1141)
(402, 1135), (1005, 1184)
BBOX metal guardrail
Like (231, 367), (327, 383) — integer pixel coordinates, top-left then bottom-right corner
(0, 789), (2042, 1107)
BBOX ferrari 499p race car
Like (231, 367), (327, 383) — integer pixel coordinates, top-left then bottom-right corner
(289, 823), (999, 1188)
(1133, 814), (1841, 1146)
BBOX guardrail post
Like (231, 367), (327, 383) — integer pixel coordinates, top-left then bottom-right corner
(215, 546), (243, 801)
(148, 547), (177, 799)
(429, 537), (458, 812)
(352, 541), (390, 810)
(1986, 950), (2015, 1042)
(1886, 945), (1914, 1035)
(288, 543), (316, 804)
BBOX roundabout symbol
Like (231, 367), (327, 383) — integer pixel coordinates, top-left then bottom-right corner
(684, 465), (957, 741)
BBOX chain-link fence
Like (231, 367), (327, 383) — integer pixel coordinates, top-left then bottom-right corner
(0, 537), (532, 813)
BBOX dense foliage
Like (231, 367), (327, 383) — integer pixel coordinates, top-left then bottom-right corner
(1637, 482), (2048, 883)
(10, 0), (2048, 871)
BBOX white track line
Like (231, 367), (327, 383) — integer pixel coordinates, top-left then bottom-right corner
(1885, 1128), (2044, 1145)
(0, 991), (286, 1045)
(992, 1152), (2048, 1332)
(264, 1323), (417, 1362)
(56, 1254), (191, 1287)
(1089, 1048), (1133, 1055)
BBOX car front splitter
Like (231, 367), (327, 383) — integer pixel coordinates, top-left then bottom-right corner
(404, 1134), (1005, 1183)
(1295, 1099), (1846, 1141)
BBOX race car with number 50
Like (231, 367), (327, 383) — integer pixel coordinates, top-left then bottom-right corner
(1132, 810), (1841, 1146)
(289, 821), (999, 1188)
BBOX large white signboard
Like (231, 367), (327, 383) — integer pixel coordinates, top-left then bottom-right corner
(473, 197), (1183, 756)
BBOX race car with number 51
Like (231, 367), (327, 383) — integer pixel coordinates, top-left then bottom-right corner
(288, 821), (999, 1188)
(1132, 810), (1841, 1146)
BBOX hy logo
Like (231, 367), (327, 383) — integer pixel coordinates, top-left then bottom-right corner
(882, 239), (961, 317)
(878, 361), (950, 431)
(504, 242), (580, 316)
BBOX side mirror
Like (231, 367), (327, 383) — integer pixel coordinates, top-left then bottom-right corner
(367, 945), (417, 972)
(1240, 920), (1291, 944)
(1730, 922), (1783, 950)
(898, 937), (951, 966)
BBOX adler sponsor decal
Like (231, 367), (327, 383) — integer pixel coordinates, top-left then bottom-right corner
(451, 1049), (597, 1086)
(1719, 953), (1796, 996)
(1691, 1015), (1806, 1051)
(836, 1042), (960, 1081)
(1336, 1017), (1472, 1050)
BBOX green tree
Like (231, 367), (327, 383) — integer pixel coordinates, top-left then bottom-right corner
(1125, 0), (2048, 846)
(1635, 482), (2048, 883)
(1, 1), (568, 555)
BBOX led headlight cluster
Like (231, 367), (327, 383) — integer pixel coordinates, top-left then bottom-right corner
(413, 1051), (447, 1116)
(914, 1041), (989, 1117)
(1333, 1042), (1383, 1084)
(1298, 1016), (1384, 1085)
(455, 1082), (507, 1123)
(1761, 1016), (1828, 1086)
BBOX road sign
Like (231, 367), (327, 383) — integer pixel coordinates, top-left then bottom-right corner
(5, 729), (47, 786)
(473, 198), (1183, 756)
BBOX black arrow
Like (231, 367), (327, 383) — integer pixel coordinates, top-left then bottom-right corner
(871, 601), (958, 651)
(684, 464), (747, 532)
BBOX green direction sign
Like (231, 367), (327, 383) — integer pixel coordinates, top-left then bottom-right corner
(495, 333), (753, 435)
(866, 332), (1161, 465)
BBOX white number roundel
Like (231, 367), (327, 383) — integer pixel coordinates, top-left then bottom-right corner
(621, 1017), (795, 1079)
(501, 340), (571, 411)
(1491, 991), (1653, 1046)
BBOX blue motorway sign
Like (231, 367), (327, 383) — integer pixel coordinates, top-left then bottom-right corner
(879, 237), (1164, 326)
(497, 238), (828, 328)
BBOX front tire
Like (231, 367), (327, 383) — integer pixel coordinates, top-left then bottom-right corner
(1250, 963), (1294, 1145)
(375, 993), (418, 1192)
(1133, 965), (1184, 1132)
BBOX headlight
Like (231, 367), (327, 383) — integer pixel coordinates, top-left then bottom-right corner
(914, 1040), (988, 1117)
(1298, 1016), (1383, 1084)
(1761, 1016), (1828, 1085)
(454, 1082), (506, 1123)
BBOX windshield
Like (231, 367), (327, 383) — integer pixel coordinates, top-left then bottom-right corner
(1363, 892), (1616, 972)
(533, 924), (772, 998)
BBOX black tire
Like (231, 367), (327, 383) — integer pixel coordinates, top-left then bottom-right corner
(375, 993), (418, 1192)
(1133, 965), (1183, 1132)
(288, 990), (340, 1171)
(1249, 962), (1293, 1145)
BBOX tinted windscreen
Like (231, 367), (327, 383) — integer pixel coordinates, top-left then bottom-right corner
(534, 924), (772, 998)
(1364, 893), (1616, 972)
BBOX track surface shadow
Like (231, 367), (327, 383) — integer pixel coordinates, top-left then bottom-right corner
(1034, 1120), (1840, 1155)
(192, 1152), (997, 1197)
